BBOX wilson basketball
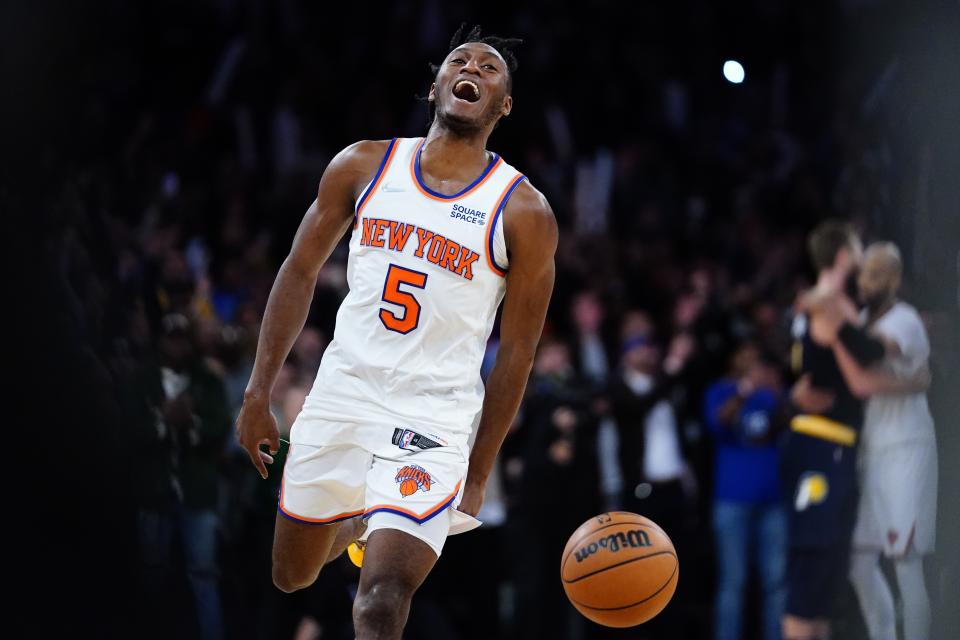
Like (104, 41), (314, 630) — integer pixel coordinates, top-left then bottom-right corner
(560, 511), (679, 627)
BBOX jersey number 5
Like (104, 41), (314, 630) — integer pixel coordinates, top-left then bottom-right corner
(379, 264), (428, 334)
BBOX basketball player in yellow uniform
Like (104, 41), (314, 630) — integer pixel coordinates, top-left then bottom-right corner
(234, 25), (557, 640)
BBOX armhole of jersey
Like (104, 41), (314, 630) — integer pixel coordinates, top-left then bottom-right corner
(485, 173), (527, 277)
(353, 138), (399, 229)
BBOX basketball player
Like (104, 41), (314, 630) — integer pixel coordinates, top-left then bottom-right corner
(782, 220), (891, 640)
(829, 242), (936, 640)
(234, 26), (558, 639)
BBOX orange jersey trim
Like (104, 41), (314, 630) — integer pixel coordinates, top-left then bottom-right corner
(277, 474), (365, 524)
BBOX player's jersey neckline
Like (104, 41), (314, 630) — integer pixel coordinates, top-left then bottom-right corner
(411, 137), (503, 201)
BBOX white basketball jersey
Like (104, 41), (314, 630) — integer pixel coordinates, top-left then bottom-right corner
(301, 137), (527, 448)
(861, 301), (936, 449)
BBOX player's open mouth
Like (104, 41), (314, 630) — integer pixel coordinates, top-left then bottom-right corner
(452, 79), (481, 103)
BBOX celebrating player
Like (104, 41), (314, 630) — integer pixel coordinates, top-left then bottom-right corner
(832, 242), (936, 640)
(234, 24), (557, 640)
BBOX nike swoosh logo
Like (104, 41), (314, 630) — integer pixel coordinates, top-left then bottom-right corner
(381, 182), (405, 193)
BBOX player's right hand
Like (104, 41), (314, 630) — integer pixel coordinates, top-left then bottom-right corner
(790, 374), (835, 414)
(235, 396), (281, 480)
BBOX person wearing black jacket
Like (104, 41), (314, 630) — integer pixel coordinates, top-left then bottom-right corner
(125, 313), (232, 639)
(502, 338), (601, 640)
(608, 329), (697, 638)
(611, 331), (697, 519)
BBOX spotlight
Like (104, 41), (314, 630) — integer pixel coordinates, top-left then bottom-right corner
(723, 60), (745, 84)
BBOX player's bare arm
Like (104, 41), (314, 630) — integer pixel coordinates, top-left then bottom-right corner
(458, 182), (558, 516)
(235, 140), (390, 478)
(832, 339), (930, 399)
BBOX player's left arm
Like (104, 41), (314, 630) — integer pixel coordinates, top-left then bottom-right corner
(832, 339), (930, 398)
(458, 182), (558, 517)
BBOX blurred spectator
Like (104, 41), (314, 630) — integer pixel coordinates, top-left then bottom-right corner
(611, 324), (699, 638)
(503, 338), (600, 640)
(704, 343), (788, 640)
(125, 313), (232, 639)
(612, 327), (697, 523)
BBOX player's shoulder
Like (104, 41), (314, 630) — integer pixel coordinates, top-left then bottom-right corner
(501, 173), (555, 228)
(502, 179), (557, 252)
(333, 139), (395, 170)
(320, 139), (396, 196)
(884, 300), (924, 330)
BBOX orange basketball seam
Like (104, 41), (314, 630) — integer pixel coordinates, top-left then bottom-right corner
(562, 550), (678, 584)
(567, 563), (679, 611)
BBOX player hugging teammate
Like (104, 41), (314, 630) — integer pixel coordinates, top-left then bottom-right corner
(782, 221), (932, 640)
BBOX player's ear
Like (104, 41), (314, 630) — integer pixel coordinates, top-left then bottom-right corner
(502, 94), (512, 117)
(428, 83), (437, 102)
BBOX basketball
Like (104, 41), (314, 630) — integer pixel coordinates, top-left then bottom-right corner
(560, 511), (679, 627)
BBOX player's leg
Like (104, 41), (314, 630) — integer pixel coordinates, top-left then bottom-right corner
(782, 548), (837, 640)
(352, 528), (439, 639)
(893, 554), (931, 640)
(272, 437), (371, 592)
(271, 515), (343, 592)
(887, 441), (935, 640)
(848, 550), (896, 640)
(351, 440), (463, 638)
(324, 515), (367, 565)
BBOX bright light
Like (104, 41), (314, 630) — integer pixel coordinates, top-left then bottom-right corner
(723, 60), (745, 84)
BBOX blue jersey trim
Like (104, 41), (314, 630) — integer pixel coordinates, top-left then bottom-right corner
(487, 175), (527, 275)
(354, 137), (399, 222)
(363, 493), (458, 525)
(414, 141), (501, 200)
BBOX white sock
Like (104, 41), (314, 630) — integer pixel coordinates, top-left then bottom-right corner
(893, 555), (931, 640)
(849, 551), (896, 640)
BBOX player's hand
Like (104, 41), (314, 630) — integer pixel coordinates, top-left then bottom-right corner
(235, 395), (281, 480)
(790, 374), (835, 414)
(907, 364), (932, 392)
(457, 476), (486, 517)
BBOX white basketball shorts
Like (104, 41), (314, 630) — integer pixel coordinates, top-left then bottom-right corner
(277, 415), (479, 557)
(852, 438), (937, 557)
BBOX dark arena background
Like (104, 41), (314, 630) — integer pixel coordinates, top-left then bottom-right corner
(6, 1), (959, 639)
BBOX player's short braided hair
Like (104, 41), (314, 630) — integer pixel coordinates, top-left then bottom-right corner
(429, 23), (522, 92)
(421, 23), (522, 128)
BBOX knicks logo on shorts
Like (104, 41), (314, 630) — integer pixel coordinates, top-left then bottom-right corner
(396, 464), (432, 497)
(794, 472), (829, 511)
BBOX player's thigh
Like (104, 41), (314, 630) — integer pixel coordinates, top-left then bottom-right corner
(272, 511), (343, 579)
(274, 439), (372, 581)
(358, 527), (439, 596)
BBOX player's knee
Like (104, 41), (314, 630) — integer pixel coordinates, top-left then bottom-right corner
(353, 575), (416, 625)
(272, 564), (318, 594)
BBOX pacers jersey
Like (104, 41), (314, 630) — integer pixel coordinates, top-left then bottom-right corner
(301, 137), (527, 448)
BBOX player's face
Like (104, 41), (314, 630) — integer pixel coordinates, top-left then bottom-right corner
(857, 252), (897, 309)
(429, 43), (512, 133)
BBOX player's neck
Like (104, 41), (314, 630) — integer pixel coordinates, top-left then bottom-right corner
(816, 269), (846, 293)
(420, 125), (492, 180)
(866, 296), (898, 323)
